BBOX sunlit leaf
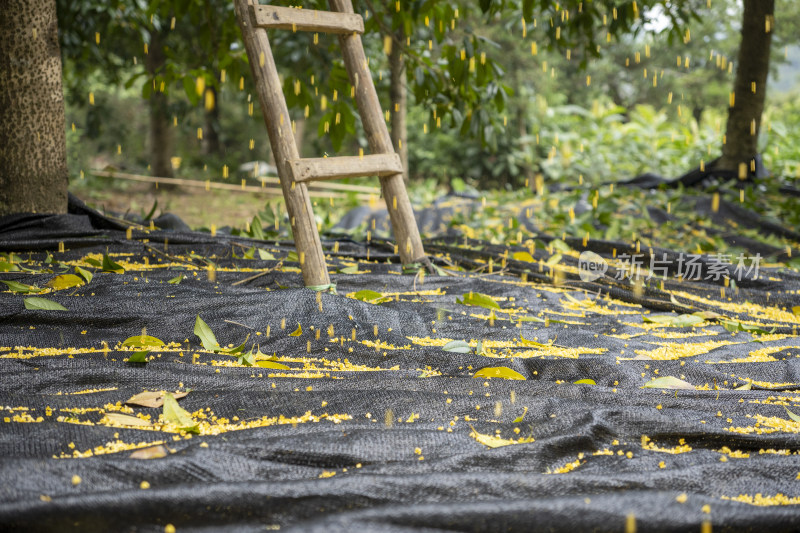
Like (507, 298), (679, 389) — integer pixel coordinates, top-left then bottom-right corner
(457, 292), (500, 310)
(162, 393), (199, 433)
(473, 366), (525, 380)
(256, 360), (291, 370)
(127, 350), (149, 363)
(573, 379), (596, 385)
(641, 376), (695, 390)
(257, 249), (275, 260)
(735, 382), (752, 390)
(289, 324), (302, 336)
(512, 251), (535, 262)
(75, 266), (93, 284)
(24, 297), (67, 311)
(103, 412), (152, 427)
(442, 340), (472, 353)
(194, 315), (221, 351)
(0, 261), (20, 272)
(546, 253), (563, 266)
(122, 335), (165, 348)
(45, 274), (84, 291)
(126, 390), (188, 408)
(338, 265), (360, 274)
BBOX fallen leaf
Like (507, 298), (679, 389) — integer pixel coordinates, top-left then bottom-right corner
(257, 249), (275, 260)
(513, 406), (528, 423)
(162, 393), (199, 433)
(442, 340), (472, 353)
(289, 324), (302, 336)
(130, 445), (169, 459)
(473, 366), (525, 380)
(75, 266), (93, 283)
(512, 251), (535, 262)
(127, 350), (149, 363)
(792, 306), (800, 316)
(351, 290), (390, 304)
(1, 280), (41, 294)
(122, 335), (165, 348)
(102, 412), (152, 427)
(24, 297), (67, 311)
(573, 379), (596, 385)
(102, 253), (125, 274)
(519, 335), (551, 347)
(126, 390), (189, 408)
(256, 360), (291, 370)
(167, 274), (184, 284)
(457, 292), (500, 310)
(735, 382), (752, 390)
(785, 407), (800, 423)
(45, 274), (85, 291)
(194, 315), (221, 351)
(641, 376), (695, 390)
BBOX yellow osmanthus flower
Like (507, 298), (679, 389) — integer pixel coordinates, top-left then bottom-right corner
(721, 494), (800, 506)
(641, 435), (692, 454)
(726, 414), (800, 435)
(632, 340), (739, 361)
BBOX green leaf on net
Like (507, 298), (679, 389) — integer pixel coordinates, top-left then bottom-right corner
(224, 335), (250, 355)
(168, 274), (184, 284)
(127, 350), (149, 363)
(0, 261), (20, 272)
(546, 253), (563, 266)
(669, 314), (704, 328)
(194, 315), (221, 352)
(289, 324), (302, 337)
(162, 393), (199, 433)
(102, 253), (125, 274)
(23, 297), (68, 311)
(257, 249), (275, 260)
(45, 274), (85, 291)
(512, 406), (528, 423)
(352, 290), (391, 304)
(256, 360), (290, 370)
(641, 376), (695, 390)
(1, 280), (41, 294)
(83, 257), (102, 268)
(250, 215), (264, 241)
(512, 251), (535, 262)
(242, 246), (256, 260)
(473, 366), (525, 380)
(550, 239), (572, 253)
(573, 379), (596, 385)
(122, 335), (165, 348)
(721, 320), (775, 335)
(519, 335), (551, 347)
(75, 266), (93, 284)
(338, 265), (360, 274)
(442, 340), (472, 353)
(237, 349), (256, 367)
(286, 251), (299, 262)
(457, 292), (500, 310)
(784, 406), (800, 423)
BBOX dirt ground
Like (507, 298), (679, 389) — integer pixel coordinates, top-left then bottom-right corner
(69, 177), (285, 230)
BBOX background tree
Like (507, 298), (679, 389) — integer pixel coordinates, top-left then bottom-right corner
(0, 0), (68, 216)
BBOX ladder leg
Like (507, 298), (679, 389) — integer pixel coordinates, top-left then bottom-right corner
(234, 0), (330, 288)
(329, 0), (426, 265)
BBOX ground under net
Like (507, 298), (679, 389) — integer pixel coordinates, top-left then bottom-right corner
(1, 193), (800, 532)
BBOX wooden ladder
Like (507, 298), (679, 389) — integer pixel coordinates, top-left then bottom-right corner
(233, 0), (426, 288)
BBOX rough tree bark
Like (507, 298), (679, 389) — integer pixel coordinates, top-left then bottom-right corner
(146, 30), (174, 178)
(389, 30), (408, 181)
(717, 0), (774, 174)
(0, 0), (68, 215)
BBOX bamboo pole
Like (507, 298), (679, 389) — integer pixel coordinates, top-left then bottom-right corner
(234, 0), (330, 287)
(329, 0), (426, 265)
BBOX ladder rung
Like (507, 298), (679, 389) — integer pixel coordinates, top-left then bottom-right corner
(290, 154), (403, 183)
(250, 5), (364, 35)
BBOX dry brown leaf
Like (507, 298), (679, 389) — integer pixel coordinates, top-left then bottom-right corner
(130, 445), (169, 460)
(126, 390), (189, 408)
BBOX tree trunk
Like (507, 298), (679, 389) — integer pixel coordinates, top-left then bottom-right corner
(389, 31), (408, 181)
(717, 0), (774, 173)
(146, 30), (174, 178)
(202, 85), (221, 156)
(0, 0), (68, 215)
